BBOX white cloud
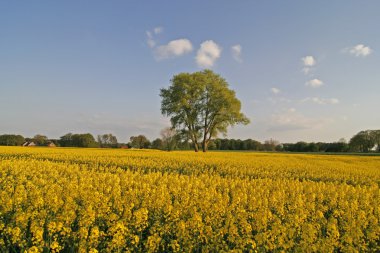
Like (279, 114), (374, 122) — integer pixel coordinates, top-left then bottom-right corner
(305, 78), (324, 88)
(271, 87), (280, 94)
(301, 97), (339, 105)
(302, 56), (316, 66)
(347, 44), (372, 57)
(196, 40), (222, 68)
(302, 56), (316, 75)
(155, 39), (193, 60)
(231, 44), (242, 62)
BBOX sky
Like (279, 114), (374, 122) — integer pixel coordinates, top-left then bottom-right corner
(1, 1), (379, 143)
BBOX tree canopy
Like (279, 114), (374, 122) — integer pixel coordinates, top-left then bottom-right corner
(98, 133), (118, 148)
(59, 133), (98, 148)
(129, 135), (150, 149)
(0, 134), (25, 146)
(160, 70), (249, 152)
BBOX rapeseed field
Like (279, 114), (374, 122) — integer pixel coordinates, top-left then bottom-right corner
(1, 147), (379, 252)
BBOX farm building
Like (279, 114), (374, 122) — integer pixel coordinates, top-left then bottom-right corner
(22, 142), (36, 147)
(47, 142), (56, 147)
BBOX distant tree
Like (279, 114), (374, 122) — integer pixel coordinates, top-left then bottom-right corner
(349, 130), (375, 152)
(307, 142), (319, 152)
(207, 140), (217, 150)
(72, 133), (98, 148)
(59, 133), (73, 147)
(151, 138), (164, 150)
(325, 142), (349, 152)
(160, 127), (178, 151)
(370, 130), (380, 152)
(245, 139), (263, 151)
(59, 133), (98, 148)
(160, 70), (250, 152)
(263, 139), (280, 151)
(33, 134), (48, 146)
(130, 135), (150, 149)
(294, 141), (309, 152)
(0, 134), (25, 146)
(98, 134), (118, 148)
(219, 139), (230, 150)
(338, 138), (347, 144)
(214, 139), (222, 150)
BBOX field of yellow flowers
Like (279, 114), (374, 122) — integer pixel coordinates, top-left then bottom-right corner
(1, 147), (380, 252)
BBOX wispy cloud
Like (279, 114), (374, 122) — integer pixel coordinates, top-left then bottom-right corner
(344, 44), (373, 57)
(305, 78), (324, 88)
(302, 56), (316, 74)
(146, 27), (163, 48)
(155, 39), (193, 60)
(231, 44), (242, 62)
(269, 108), (332, 131)
(146, 31), (156, 48)
(271, 87), (280, 94)
(301, 97), (339, 105)
(153, 27), (163, 34)
(196, 40), (222, 68)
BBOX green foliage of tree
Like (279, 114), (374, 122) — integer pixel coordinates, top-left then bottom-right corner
(59, 133), (98, 148)
(0, 134), (25, 146)
(98, 133), (118, 148)
(129, 135), (150, 149)
(33, 134), (48, 146)
(151, 138), (164, 150)
(349, 130), (375, 152)
(160, 70), (249, 152)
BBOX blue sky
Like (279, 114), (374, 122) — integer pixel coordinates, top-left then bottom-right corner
(1, 1), (379, 143)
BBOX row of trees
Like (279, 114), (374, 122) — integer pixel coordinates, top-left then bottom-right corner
(0, 129), (379, 153)
(0, 134), (25, 146)
(1, 130), (378, 150)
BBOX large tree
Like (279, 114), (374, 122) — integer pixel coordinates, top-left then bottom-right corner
(160, 70), (249, 152)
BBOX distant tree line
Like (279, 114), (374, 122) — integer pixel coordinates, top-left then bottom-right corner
(0, 129), (379, 153)
(0, 134), (25, 146)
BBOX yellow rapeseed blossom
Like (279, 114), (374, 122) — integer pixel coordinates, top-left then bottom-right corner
(0, 146), (380, 251)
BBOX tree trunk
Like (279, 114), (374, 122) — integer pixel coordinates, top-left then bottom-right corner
(202, 142), (207, 152)
(194, 142), (199, 152)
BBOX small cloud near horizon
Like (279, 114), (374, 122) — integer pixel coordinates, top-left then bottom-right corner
(305, 78), (324, 88)
(344, 44), (373, 57)
(301, 97), (339, 105)
(271, 87), (280, 94)
(302, 56), (316, 74)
